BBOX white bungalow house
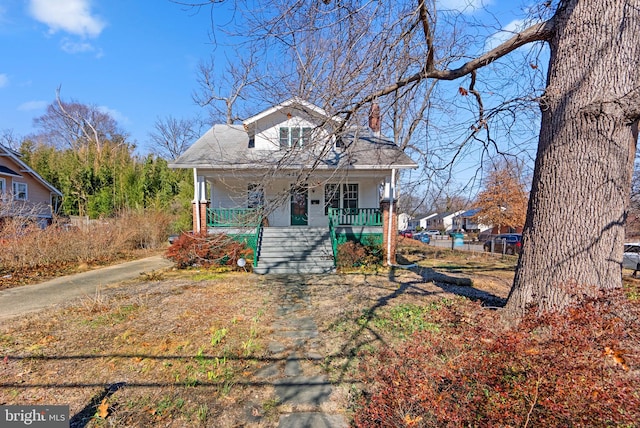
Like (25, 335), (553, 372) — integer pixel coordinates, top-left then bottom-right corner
(169, 98), (417, 273)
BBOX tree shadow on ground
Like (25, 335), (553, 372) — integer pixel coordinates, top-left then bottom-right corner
(396, 254), (507, 308)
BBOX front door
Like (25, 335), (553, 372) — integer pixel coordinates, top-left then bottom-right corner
(290, 186), (308, 226)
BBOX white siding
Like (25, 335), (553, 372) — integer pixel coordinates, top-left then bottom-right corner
(250, 108), (330, 150)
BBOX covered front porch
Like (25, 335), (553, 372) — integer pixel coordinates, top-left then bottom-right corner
(198, 207), (385, 269)
(188, 168), (402, 270)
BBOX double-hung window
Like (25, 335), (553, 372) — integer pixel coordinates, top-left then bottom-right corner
(280, 127), (313, 149)
(324, 183), (358, 214)
(13, 182), (27, 201)
(343, 184), (358, 210)
(324, 183), (340, 215)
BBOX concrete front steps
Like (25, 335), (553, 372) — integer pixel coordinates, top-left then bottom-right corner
(254, 227), (335, 275)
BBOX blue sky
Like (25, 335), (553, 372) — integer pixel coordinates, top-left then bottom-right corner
(0, 0), (217, 151)
(0, 0), (535, 158)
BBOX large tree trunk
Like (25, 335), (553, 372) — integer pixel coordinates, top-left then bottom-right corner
(505, 0), (640, 317)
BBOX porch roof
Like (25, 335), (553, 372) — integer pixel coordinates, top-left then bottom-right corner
(169, 124), (417, 171)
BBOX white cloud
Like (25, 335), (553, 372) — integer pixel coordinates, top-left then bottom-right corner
(28, 0), (106, 38)
(98, 106), (129, 125)
(485, 19), (528, 51)
(437, 0), (494, 15)
(18, 100), (48, 111)
(60, 38), (103, 57)
(0, 74), (8, 88)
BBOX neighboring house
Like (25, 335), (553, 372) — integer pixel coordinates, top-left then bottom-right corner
(407, 217), (421, 231)
(421, 211), (465, 233)
(444, 210), (466, 232)
(169, 98), (417, 273)
(0, 144), (62, 226)
(419, 213), (439, 230)
(453, 208), (492, 233)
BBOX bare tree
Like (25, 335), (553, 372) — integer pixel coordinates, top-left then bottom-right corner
(33, 89), (127, 154)
(193, 48), (261, 125)
(149, 116), (199, 160)
(1, 129), (21, 150)
(187, 0), (640, 318)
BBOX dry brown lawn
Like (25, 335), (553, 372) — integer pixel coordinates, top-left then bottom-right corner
(0, 244), (519, 427)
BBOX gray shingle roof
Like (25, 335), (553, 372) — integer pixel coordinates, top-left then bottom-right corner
(169, 124), (417, 171)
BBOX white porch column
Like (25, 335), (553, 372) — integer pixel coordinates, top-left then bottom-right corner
(199, 176), (207, 202)
(192, 168), (201, 233)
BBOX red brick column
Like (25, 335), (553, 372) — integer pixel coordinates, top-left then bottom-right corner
(381, 200), (398, 266)
(192, 201), (210, 235)
(192, 202), (199, 234)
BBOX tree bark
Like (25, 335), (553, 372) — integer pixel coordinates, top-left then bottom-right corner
(505, 0), (640, 317)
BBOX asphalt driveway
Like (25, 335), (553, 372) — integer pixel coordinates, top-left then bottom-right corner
(0, 255), (174, 321)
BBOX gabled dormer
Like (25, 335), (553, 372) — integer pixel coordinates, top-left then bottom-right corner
(242, 98), (343, 151)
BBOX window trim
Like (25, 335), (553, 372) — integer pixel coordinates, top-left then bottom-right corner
(280, 126), (314, 148)
(12, 181), (27, 201)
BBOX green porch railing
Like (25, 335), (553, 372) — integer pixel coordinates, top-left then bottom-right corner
(328, 208), (383, 226)
(328, 210), (338, 267)
(207, 208), (263, 267)
(207, 208), (262, 227)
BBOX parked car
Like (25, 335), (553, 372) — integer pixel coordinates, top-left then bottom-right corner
(413, 232), (431, 244)
(425, 230), (440, 236)
(623, 243), (640, 270)
(478, 231), (495, 242)
(399, 229), (414, 238)
(483, 233), (523, 255)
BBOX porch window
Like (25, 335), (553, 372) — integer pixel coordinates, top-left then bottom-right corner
(324, 183), (359, 214)
(280, 127), (313, 148)
(343, 183), (358, 210)
(0, 178), (4, 195)
(324, 183), (340, 215)
(247, 184), (264, 209)
(12, 182), (27, 201)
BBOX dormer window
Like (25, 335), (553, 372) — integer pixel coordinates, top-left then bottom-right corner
(280, 127), (313, 149)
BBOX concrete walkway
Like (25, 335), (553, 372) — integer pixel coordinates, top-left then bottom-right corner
(0, 255), (174, 322)
(253, 277), (348, 428)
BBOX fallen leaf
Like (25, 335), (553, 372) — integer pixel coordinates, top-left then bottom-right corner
(525, 347), (540, 355)
(97, 398), (109, 419)
(404, 414), (423, 426)
(604, 346), (629, 371)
